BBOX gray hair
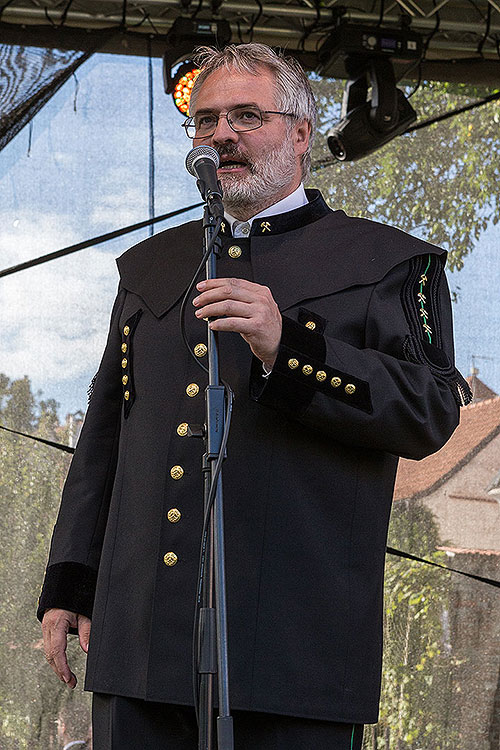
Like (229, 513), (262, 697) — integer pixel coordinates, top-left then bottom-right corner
(190, 43), (316, 180)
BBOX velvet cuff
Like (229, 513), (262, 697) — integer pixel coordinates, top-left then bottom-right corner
(37, 561), (98, 632)
(250, 315), (372, 415)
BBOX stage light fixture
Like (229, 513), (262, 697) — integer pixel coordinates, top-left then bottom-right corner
(326, 56), (417, 161)
(318, 22), (421, 161)
(170, 61), (200, 115)
(163, 17), (231, 116)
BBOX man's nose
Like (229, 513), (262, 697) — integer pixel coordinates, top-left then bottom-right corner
(211, 114), (239, 144)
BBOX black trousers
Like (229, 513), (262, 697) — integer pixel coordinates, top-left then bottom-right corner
(92, 694), (364, 750)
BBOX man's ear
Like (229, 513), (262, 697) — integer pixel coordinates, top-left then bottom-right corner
(293, 120), (311, 157)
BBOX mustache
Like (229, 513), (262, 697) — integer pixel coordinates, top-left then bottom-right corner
(216, 145), (254, 171)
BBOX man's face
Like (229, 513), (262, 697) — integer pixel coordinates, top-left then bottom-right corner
(191, 67), (309, 218)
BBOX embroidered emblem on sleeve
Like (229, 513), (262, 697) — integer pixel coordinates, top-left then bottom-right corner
(418, 255), (433, 343)
(401, 254), (472, 407)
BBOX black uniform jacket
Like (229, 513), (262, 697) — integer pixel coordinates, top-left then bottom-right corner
(38, 190), (470, 724)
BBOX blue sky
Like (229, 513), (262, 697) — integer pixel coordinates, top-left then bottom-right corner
(1, 51), (499, 420)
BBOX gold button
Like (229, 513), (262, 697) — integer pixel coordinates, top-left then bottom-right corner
(228, 245), (242, 259)
(121, 342), (127, 353)
(177, 422), (189, 437)
(121, 358), (128, 369)
(170, 465), (184, 480)
(163, 552), (178, 566)
(316, 370), (327, 382)
(122, 375), (129, 385)
(302, 364), (313, 376)
(194, 343), (207, 358)
(167, 508), (182, 523)
(124, 390), (130, 400)
(288, 358), (299, 370)
(345, 383), (356, 395)
(186, 383), (199, 397)
(123, 325), (130, 336)
(305, 320), (316, 330)
(331, 376), (341, 388)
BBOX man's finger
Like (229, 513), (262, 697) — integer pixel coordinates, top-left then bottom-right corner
(208, 317), (254, 334)
(197, 277), (255, 292)
(50, 617), (77, 687)
(195, 300), (253, 320)
(78, 614), (91, 654)
(42, 610), (77, 688)
(194, 283), (258, 307)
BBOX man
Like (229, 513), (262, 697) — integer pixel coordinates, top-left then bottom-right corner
(38, 44), (470, 749)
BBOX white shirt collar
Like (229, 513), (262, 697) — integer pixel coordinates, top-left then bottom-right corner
(224, 184), (308, 235)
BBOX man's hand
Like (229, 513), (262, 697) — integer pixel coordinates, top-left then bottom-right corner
(193, 278), (282, 369)
(41, 608), (91, 689)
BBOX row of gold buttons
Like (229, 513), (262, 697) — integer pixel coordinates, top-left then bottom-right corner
(121, 324), (131, 400)
(287, 358), (356, 395)
(164, 374), (204, 567)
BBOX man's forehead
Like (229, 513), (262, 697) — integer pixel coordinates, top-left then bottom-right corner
(194, 67), (277, 110)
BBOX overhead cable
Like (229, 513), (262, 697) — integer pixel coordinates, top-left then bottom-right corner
(0, 202), (203, 279)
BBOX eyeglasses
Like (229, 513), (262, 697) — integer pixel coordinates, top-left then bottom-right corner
(181, 106), (295, 139)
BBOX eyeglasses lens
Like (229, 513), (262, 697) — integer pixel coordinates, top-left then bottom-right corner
(186, 107), (263, 138)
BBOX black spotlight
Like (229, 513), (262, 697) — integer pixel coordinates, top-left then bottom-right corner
(163, 17), (231, 115)
(327, 56), (417, 162)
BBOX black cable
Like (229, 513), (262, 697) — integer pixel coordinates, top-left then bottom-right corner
(422, 0), (440, 61)
(192, 385), (233, 723)
(378, 0), (385, 27)
(0, 0), (17, 22)
(44, 6), (58, 28)
(477, 3), (492, 58)
(190, 0), (203, 20)
(147, 38), (155, 238)
(121, 0), (127, 30)
(387, 547), (500, 588)
(406, 89), (500, 132)
(58, 0), (75, 27)
(0, 202), (203, 279)
(0, 424), (75, 454)
(299, 0), (321, 52)
(247, 0), (263, 42)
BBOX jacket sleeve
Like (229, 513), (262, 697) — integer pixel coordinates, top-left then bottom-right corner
(250, 253), (471, 460)
(37, 286), (126, 623)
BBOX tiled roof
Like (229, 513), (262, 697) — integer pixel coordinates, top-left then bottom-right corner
(394, 396), (500, 500)
(466, 374), (498, 402)
(438, 546), (500, 556)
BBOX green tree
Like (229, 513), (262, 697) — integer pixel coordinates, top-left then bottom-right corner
(0, 375), (90, 749)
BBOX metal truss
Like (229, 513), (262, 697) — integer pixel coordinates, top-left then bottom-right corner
(0, 0), (499, 72)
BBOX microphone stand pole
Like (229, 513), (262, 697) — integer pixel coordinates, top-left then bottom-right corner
(196, 202), (234, 750)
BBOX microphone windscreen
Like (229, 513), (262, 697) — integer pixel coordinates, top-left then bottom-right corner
(185, 145), (220, 176)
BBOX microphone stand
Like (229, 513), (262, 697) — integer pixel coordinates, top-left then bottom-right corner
(195, 199), (234, 750)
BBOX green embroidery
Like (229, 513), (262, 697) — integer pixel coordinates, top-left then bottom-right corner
(351, 724), (355, 749)
(418, 255), (432, 343)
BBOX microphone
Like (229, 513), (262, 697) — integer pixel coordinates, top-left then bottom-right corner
(185, 145), (224, 218)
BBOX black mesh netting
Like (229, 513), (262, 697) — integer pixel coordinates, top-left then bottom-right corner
(0, 27), (112, 153)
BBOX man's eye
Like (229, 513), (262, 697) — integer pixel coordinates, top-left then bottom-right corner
(238, 109), (259, 121)
(196, 115), (216, 128)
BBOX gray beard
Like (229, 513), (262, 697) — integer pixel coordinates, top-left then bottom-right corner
(219, 138), (297, 218)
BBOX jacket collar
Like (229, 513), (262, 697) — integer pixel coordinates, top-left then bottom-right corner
(117, 191), (445, 318)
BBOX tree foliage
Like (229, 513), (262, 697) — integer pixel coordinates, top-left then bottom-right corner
(0, 375), (90, 749)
